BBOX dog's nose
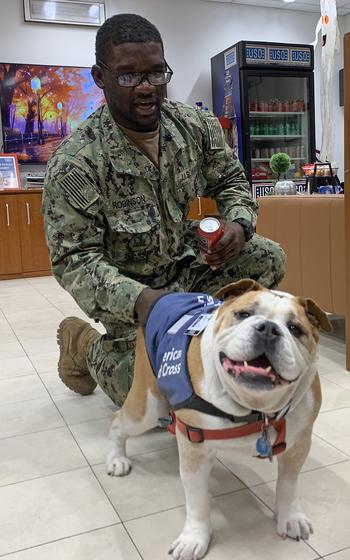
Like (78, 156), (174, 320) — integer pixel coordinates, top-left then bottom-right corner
(254, 320), (282, 340)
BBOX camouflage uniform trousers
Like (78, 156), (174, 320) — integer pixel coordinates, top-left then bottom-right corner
(86, 233), (286, 406)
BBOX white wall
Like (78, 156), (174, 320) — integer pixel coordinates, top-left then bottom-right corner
(106, 0), (321, 108)
(0, 0), (345, 179)
(343, 13), (350, 32)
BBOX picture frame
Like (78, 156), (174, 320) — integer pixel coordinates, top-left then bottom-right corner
(0, 153), (21, 190)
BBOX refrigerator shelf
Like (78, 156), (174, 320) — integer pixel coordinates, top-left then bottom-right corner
(251, 135), (304, 139)
(250, 112), (306, 116)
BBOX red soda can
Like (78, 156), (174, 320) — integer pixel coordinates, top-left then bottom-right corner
(197, 217), (224, 252)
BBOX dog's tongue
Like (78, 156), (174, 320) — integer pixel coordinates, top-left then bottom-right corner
(222, 354), (277, 379)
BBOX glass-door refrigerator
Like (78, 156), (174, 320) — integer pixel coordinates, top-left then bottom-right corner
(211, 41), (316, 197)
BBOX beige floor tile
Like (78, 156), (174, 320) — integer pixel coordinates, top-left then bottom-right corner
(0, 397), (65, 439)
(0, 278), (31, 290)
(125, 489), (318, 560)
(53, 392), (117, 425)
(320, 335), (346, 353)
(70, 419), (177, 465)
(320, 378), (350, 412)
(318, 354), (346, 376)
(0, 525), (141, 560)
(21, 336), (60, 356)
(56, 303), (91, 318)
(29, 350), (59, 373)
(0, 318), (18, 342)
(319, 347), (346, 371)
(33, 287), (77, 304)
(40, 370), (74, 397)
(314, 408), (350, 455)
(0, 356), (36, 379)
(0, 294), (53, 314)
(252, 461), (350, 557)
(217, 433), (349, 488)
(27, 276), (56, 287)
(0, 375), (48, 405)
(0, 339), (26, 359)
(6, 308), (63, 341)
(322, 370), (350, 391)
(93, 446), (244, 522)
(0, 284), (38, 299)
(0, 468), (119, 556)
(0, 427), (87, 486)
(322, 549), (350, 559)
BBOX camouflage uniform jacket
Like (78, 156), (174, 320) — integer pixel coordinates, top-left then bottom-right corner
(42, 99), (258, 332)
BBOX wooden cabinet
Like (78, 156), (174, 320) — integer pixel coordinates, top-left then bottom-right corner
(0, 190), (51, 280)
(0, 191), (218, 280)
(187, 197), (219, 220)
(0, 195), (22, 276)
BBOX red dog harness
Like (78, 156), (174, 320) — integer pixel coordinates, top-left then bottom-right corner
(167, 412), (286, 459)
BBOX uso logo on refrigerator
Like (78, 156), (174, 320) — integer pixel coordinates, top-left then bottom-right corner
(245, 46), (266, 63)
(245, 44), (312, 67)
(268, 48), (289, 62)
(290, 48), (311, 65)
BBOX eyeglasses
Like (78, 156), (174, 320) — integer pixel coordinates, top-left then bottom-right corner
(98, 59), (173, 87)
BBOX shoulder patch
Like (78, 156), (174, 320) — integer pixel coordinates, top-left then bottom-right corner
(58, 168), (99, 211)
(203, 116), (225, 150)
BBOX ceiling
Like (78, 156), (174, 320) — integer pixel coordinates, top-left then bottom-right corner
(199, 0), (350, 15)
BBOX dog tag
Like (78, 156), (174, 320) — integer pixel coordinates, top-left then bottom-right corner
(256, 426), (273, 462)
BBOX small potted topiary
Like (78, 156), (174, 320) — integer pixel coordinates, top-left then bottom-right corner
(269, 152), (296, 195)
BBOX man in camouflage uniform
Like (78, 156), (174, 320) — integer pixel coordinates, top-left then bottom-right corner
(42, 14), (285, 407)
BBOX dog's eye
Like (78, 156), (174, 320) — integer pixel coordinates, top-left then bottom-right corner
(287, 322), (305, 337)
(235, 310), (251, 320)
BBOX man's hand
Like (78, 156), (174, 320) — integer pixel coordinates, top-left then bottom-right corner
(201, 221), (246, 270)
(134, 287), (167, 327)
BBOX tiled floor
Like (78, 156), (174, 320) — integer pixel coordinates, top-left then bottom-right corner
(0, 276), (350, 559)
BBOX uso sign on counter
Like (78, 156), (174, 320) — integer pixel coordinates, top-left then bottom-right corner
(245, 44), (312, 67)
(252, 182), (308, 198)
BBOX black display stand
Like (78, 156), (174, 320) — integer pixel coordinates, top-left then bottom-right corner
(306, 162), (341, 194)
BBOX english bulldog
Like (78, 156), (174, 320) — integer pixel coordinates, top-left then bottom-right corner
(106, 279), (331, 560)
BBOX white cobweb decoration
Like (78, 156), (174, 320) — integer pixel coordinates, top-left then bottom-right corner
(312, 0), (340, 163)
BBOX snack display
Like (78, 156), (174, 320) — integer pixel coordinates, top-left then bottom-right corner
(302, 163), (338, 177)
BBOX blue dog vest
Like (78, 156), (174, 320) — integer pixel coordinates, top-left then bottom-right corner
(145, 293), (222, 409)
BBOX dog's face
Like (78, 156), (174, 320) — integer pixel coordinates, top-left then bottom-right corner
(212, 281), (331, 413)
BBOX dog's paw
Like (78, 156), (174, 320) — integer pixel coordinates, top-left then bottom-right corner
(106, 454), (131, 477)
(277, 512), (313, 541)
(169, 532), (210, 560)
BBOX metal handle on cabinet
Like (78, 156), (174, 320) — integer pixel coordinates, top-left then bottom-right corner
(5, 203), (10, 226)
(26, 203), (31, 225)
(197, 196), (202, 216)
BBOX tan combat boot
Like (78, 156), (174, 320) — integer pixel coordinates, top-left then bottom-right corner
(57, 317), (100, 395)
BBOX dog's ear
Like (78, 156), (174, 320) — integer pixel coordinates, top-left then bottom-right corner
(299, 297), (333, 333)
(214, 279), (264, 301)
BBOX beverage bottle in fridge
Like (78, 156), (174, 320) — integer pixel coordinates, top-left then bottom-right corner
(285, 122), (291, 135)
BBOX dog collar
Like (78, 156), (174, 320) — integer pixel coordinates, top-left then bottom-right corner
(167, 412), (287, 459)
